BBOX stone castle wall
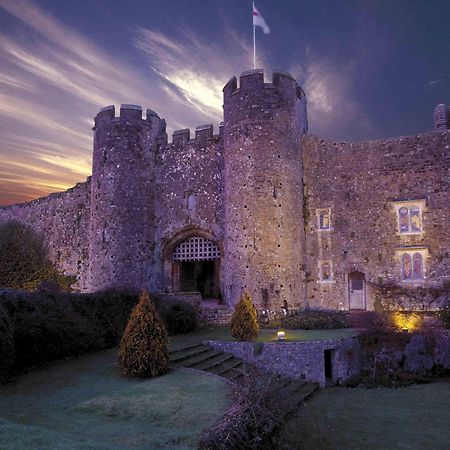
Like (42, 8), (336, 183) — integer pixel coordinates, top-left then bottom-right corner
(0, 179), (91, 290)
(153, 125), (224, 292)
(303, 131), (450, 309)
(87, 104), (165, 292)
(207, 336), (361, 387)
(0, 70), (448, 309)
(222, 70), (308, 309)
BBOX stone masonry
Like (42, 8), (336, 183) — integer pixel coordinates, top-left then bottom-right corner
(0, 70), (449, 311)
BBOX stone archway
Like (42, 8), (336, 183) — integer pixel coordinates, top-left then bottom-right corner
(162, 228), (222, 299)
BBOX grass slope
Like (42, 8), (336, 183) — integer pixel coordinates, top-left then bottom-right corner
(169, 327), (356, 350)
(0, 349), (230, 450)
(282, 382), (450, 450)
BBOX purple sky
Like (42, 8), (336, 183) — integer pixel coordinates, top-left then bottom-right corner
(0, 0), (449, 205)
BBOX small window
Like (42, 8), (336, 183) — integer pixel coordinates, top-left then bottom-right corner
(187, 192), (197, 214)
(319, 261), (333, 283)
(317, 209), (331, 231)
(392, 201), (425, 234)
(397, 248), (427, 282)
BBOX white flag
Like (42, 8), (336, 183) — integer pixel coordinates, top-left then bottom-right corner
(253, 2), (270, 34)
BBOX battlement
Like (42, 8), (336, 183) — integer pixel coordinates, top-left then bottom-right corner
(223, 69), (305, 103)
(93, 104), (161, 130)
(165, 124), (223, 148)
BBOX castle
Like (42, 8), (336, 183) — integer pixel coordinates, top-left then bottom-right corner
(0, 69), (449, 311)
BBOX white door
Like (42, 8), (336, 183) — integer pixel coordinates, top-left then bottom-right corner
(349, 272), (366, 310)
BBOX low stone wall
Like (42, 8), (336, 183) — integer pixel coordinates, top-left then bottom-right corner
(153, 292), (202, 307)
(206, 336), (361, 387)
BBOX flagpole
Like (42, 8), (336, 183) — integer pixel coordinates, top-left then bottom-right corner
(253, 24), (256, 69)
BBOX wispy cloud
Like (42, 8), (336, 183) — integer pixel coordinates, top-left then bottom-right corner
(290, 56), (376, 141)
(134, 26), (256, 122)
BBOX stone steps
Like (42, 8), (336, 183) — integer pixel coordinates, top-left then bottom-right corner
(169, 343), (319, 416)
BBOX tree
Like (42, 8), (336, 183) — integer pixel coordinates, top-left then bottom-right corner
(0, 220), (74, 291)
(230, 291), (259, 341)
(118, 290), (169, 377)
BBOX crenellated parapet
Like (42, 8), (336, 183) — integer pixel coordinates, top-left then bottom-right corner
(93, 104), (165, 132)
(223, 69), (307, 131)
(161, 123), (224, 150)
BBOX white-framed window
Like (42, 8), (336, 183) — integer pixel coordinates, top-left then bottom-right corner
(395, 247), (428, 283)
(318, 260), (333, 283)
(391, 200), (425, 235)
(317, 208), (331, 231)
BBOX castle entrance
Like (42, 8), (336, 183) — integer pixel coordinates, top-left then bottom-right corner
(171, 236), (221, 299)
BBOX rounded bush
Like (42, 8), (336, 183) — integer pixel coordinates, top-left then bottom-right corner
(118, 291), (169, 377)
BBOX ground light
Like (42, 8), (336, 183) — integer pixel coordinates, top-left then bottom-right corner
(277, 330), (286, 341)
(394, 311), (421, 332)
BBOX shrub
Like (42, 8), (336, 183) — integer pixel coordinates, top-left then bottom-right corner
(281, 309), (350, 330)
(118, 291), (169, 377)
(0, 221), (74, 291)
(0, 288), (139, 383)
(0, 301), (14, 383)
(199, 368), (284, 450)
(438, 297), (450, 329)
(163, 302), (198, 335)
(230, 291), (259, 341)
(349, 311), (395, 331)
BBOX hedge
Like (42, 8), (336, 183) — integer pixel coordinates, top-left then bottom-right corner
(0, 288), (200, 383)
(281, 309), (350, 330)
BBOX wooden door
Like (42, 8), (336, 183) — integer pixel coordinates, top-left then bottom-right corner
(348, 272), (366, 310)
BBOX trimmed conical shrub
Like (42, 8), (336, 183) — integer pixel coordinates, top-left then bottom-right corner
(118, 290), (169, 377)
(230, 291), (259, 341)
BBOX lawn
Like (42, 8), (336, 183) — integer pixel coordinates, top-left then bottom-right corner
(0, 349), (230, 450)
(281, 381), (450, 450)
(169, 326), (356, 350)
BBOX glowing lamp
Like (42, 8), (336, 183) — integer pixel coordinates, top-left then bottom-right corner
(277, 330), (286, 341)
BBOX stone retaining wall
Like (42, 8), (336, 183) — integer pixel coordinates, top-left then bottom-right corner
(206, 336), (361, 387)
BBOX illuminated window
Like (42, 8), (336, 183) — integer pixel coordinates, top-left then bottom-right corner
(392, 200), (425, 234)
(397, 248), (427, 282)
(319, 260), (333, 282)
(317, 209), (331, 231)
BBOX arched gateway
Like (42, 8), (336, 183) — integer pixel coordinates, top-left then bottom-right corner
(163, 230), (221, 299)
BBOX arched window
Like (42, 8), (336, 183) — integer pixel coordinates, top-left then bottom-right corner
(401, 250), (425, 281)
(319, 261), (333, 282)
(401, 253), (412, 280)
(412, 253), (423, 279)
(322, 263), (331, 280)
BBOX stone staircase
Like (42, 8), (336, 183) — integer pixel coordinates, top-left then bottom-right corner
(169, 343), (319, 415)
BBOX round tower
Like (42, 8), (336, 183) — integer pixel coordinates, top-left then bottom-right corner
(87, 104), (165, 292)
(222, 69), (308, 310)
